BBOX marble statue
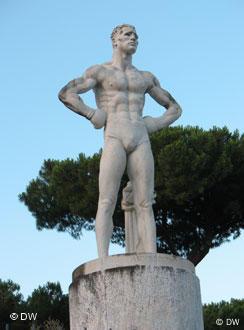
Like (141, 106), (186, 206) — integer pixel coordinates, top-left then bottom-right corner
(58, 24), (182, 258)
(122, 181), (156, 253)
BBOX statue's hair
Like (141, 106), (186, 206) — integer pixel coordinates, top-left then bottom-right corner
(111, 24), (136, 45)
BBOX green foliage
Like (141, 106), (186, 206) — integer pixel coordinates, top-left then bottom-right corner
(0, 280), (69, 330)
(19, 153), (101, 239)
(203, 299), (244, 329)
(43, 318), (65, 330)
(0, 279), (25, 329)
(151, 126), (244, 265)
(19, 126), (244, 265)
(27, 282), (69, 329)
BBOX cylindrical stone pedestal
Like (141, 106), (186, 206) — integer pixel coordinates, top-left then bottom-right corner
(69, 253), (204, 330)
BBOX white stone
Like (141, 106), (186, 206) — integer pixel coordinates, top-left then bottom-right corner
(58, 24), (182, 258)
(69, 253), (204, 330)
(122, 181), (156, 253)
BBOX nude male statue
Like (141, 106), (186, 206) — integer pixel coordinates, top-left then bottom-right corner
(58, 24), (182, 258)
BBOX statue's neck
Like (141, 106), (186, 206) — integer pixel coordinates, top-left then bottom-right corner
(112, 50), (133, 71)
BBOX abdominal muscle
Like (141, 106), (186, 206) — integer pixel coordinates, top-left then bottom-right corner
(104, 111), (149, 153)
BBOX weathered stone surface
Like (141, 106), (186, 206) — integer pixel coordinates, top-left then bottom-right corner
(69, 253), (204, 330)
(59, 24), (182, 258)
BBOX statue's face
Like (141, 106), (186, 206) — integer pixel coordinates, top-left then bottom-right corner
(115, 26), (138, 55)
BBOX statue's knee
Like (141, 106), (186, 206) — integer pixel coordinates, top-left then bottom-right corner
(99, 198), (116, 210)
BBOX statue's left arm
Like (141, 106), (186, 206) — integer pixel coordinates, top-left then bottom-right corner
(143, 72), (182, 133)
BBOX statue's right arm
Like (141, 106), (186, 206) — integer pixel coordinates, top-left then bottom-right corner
(58, 65), (106, 129)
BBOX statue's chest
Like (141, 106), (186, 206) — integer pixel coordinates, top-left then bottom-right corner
(103, 69), (147, 93)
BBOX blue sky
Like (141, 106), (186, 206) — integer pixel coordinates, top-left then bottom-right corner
(1, 0), (244, 304)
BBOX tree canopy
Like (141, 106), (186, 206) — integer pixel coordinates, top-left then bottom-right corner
(27, 282), (69, 329)
(0, 279), (25, 328)
(19, 126), (244, 265)
(0, 279), (69, 329)
(203, 299), (244, 329)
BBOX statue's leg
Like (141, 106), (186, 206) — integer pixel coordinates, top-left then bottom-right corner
(127, 142), (156, 253)
(95, 137), (126, 258)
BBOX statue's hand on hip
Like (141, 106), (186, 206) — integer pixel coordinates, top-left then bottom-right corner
(90, 108), (107, 129)
(143, 116), (159, 134)
(143, 115), (170, 134)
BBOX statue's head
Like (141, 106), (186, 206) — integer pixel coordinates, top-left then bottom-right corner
(111, 24), (138, 54)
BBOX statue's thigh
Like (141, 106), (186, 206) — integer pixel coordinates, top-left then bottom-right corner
(99, 137), (126, 197)
(127, 142), (154, 202)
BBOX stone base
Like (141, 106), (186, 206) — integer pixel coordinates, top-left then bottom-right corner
(69, 253), (204, 330)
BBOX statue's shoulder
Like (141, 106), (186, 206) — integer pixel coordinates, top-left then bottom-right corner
(140, 70), (155, 80)
(138, 70), (157, 91)
(140, 71), (160, 90)
(84, 64), (105, 78)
